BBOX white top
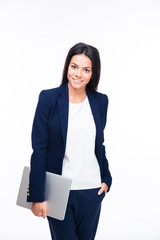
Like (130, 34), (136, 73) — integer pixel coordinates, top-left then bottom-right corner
(61, 96), (101, 190)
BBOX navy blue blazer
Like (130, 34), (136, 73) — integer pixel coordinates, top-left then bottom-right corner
(27, 82), (112, 202)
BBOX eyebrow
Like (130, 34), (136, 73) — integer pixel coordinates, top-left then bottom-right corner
(71, 62), (92, 69)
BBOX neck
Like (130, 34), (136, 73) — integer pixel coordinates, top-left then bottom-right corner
(67, 82), (87, 103)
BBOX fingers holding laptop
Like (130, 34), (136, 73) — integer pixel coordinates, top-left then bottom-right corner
(31, 202), (48, 219)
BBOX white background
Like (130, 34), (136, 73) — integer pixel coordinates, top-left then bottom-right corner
(0, 0), (160, 239)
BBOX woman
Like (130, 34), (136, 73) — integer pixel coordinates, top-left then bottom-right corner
(27, 42), (112, 240)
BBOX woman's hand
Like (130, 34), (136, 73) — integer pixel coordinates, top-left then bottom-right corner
(98, 182), (109, 195)
(31, 202), (48, 219)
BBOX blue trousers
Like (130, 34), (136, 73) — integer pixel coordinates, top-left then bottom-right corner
(47, 187), (105, 240)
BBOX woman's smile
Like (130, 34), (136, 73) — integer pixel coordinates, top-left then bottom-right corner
(72, 78), (84, 83)
(67, 54), (92, 91)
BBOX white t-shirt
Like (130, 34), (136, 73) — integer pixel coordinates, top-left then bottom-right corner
(61, 96), (101, 190)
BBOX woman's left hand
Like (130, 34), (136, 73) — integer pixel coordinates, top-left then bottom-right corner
(98, 182), (109, 195)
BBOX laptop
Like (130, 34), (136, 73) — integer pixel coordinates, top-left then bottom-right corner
(16, 166), (72, 220)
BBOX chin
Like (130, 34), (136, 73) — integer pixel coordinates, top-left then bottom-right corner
(69, 81), (82, 88)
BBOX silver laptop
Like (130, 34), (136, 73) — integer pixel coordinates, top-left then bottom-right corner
(16, 166), (72, 220)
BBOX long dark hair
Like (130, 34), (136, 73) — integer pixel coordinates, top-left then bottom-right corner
(61, 42), (101, 91)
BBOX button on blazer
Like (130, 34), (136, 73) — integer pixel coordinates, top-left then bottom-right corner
(27, 82), (112, 202)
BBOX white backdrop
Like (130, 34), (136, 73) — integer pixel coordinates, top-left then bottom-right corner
(0, 0), (160, 239)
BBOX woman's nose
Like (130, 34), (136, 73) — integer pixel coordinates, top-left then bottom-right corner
(75, 69), (82, 78)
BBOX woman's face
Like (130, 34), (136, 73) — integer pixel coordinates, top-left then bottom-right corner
(67, 54), (92, 92)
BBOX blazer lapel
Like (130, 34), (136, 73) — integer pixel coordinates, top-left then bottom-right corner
(86, 88), (103, 145)
(57, 83), (69, 146)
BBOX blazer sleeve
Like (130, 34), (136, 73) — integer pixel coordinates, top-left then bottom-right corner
(101, 94), (112, 192)
(27, 90), (51, 202)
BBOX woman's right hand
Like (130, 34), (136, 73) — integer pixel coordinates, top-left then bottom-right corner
(31, 202), (48, 219)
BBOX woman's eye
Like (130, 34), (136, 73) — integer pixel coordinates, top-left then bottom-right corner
(71, 65), (76, 69)
(84, 69), (90, 73)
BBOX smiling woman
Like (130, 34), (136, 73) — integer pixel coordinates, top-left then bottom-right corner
(62, 42), (101, 92)
(67, 54), (93, 103)
(27, 42), (112, 240)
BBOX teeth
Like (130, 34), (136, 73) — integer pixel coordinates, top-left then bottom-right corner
(74, 79), (81, 82)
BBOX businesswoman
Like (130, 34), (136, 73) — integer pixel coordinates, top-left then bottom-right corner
(27, 42), (112, 240)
